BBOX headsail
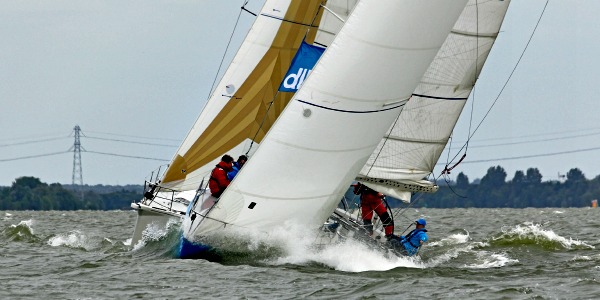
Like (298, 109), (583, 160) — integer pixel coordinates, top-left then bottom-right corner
(195, 0), (469, 235)
(161, 0), (326, 191)
(357, 0), (512, 202)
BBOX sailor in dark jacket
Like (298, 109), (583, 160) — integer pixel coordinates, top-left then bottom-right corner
(389, 218), (428, 256)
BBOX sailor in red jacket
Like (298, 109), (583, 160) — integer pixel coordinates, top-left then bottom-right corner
(353, 182), (394, 237)
(209, 155), (234, 198)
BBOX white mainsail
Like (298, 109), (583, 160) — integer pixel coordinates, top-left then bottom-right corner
(189, 0), (469, 236)
(357, 0), (512, 202)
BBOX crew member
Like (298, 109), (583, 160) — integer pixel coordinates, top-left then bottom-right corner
(353, 182), (394, 237)
(227, 155), (248, 181)
(209, 155), (234, 198)
(389, 218), (428, 256)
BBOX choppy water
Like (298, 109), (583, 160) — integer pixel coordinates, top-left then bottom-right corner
(1, 208), (599, 299)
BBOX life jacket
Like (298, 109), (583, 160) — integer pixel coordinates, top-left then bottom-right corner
(401, 228), (428, 256)
(209, 161), (232, 198)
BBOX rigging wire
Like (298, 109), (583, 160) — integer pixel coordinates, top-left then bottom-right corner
(206, 0), (247, 100)
(245, 3), (326, 156)
(362, 104), (405, 178)
(466, 0), (480, 153)
(441, 0), (550, 173)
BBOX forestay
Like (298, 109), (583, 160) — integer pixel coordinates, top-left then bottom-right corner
(358, 0), (512, 202)
(195, 0), (469, 235)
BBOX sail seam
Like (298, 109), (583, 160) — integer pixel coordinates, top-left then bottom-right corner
(296, 99), (405, 114)
(270, 137), (380, 153)
(411, 93), (468, 101)
(234, 190), (340, 201)
(383, 135), (447, 145)
(451, 29), (498, 38)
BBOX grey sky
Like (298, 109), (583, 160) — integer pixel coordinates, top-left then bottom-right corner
(1, 0), (599, 186)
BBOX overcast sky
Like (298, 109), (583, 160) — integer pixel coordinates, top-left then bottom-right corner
(1, 0), (599, 186)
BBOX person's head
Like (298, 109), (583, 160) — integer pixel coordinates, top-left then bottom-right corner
(415, 218), (426, 229)
(237, 155), (248, 167)
(221, 154), (234, 165)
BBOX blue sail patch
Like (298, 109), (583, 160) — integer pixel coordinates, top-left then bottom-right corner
(278, 41), (325, 92)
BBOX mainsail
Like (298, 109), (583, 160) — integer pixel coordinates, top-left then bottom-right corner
(357, 0), (512, 202)
(160, 0), (326, 191)
(191, 0), (469, 236)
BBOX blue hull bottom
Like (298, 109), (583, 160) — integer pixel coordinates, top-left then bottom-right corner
(178, 237), (221, 260)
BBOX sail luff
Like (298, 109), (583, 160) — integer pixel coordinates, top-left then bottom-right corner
(196, 0), (469, 235)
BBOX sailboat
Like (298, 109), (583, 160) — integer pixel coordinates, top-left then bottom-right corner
(329, 0), (512, 247)
(176, 0), (473, 258)
(130, 0), (511, 258)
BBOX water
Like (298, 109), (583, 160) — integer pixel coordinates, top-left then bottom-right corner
(1, 208), (599, 299)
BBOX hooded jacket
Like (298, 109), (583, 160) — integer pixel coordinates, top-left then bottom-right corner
(209, 161), (233, 198)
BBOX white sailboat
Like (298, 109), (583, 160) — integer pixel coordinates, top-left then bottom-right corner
(176, 0), (469, 258)
(330, 0), (512, 246)
(132, 0), (345, 246)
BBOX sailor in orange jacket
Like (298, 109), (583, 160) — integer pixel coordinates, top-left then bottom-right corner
(209, 155), (234, 198)
(353, 182), (394, 237)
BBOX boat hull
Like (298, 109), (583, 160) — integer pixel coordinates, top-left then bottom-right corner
(130, 202), (186, 246)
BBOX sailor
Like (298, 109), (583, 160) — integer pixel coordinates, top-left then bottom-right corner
(209, 155), (234, 198)
(389, 218), (428, 256)
(353, 182), (395, 238)
(227, 155), (248, 181)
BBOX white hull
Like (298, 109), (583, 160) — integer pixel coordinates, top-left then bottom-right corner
(130, 202), (185, 247)
(130, 188), (199, 246)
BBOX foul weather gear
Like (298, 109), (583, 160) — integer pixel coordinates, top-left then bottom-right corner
(354, 183), (394, 236)
(209, 161), (233, 198)
(391, 228), (428, 256)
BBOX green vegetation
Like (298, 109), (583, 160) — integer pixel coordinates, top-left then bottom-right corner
(0, 177), (141, 210)
(417, 166), (598, 208)
(1, 166), (599, 210)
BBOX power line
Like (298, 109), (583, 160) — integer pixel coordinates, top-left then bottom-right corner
(467, 130), (600, 149)
(0, 136), (70, 147)
(0, 131), (71, 142)
(453, 125), (600, 144)
(438, 145), (600, 165)
(0, 151), (69, 162)
(85, 150), (170, 162)
(84, 136), (178, 148)
(84, 130), (182, 142)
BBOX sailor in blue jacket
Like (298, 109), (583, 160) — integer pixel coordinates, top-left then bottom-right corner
(389, 218), (428, 256)
(226, 155), (248, 181)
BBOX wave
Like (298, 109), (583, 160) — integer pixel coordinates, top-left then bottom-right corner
(2, 219), (39, 243)
(489, 223), (595, 250)
(131, 219), (183, 258)
(46, 230), (131, 253)
(464, 251), (519, 269)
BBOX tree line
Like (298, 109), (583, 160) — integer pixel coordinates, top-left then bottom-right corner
(0, 177), (140, 210)
(1, 166), (599, 210)
(415, 166), (598, 208)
